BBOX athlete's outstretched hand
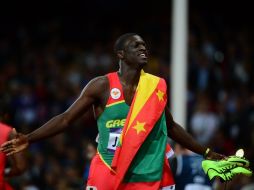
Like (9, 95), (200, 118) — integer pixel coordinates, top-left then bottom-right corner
(0, 129), (29, 156)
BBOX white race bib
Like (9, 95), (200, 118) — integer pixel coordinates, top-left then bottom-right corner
(107, 129), (122, 152)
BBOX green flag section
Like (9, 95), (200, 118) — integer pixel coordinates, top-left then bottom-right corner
(124, 113), (168, 182)
(111, 71), (168, 190)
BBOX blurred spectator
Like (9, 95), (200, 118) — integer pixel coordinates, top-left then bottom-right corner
(190, 95), (220, 145)
(82, 141), (97, 183)
(171, 144), (212, 190)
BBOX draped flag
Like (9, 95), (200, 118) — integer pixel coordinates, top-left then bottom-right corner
(111, 70), (168, 189)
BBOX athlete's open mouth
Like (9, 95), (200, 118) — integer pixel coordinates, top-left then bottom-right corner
(138, 51), (148, 59)
(139, 53), (147, 58)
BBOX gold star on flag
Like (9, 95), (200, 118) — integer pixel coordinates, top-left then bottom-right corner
(156, 90), (164, 101)
(133, 121), (146, 134)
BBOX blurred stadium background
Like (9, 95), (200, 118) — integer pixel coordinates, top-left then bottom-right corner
(0, 0), (254, 189)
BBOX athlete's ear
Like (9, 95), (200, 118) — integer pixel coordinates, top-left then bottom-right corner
(117, 50), (124, 59)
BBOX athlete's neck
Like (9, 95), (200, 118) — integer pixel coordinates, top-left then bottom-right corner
(118, 63), (141, 87)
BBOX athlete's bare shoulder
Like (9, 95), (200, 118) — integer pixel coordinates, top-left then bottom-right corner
(85, 75), (108, 93)
(89, 75), (109, 87)
(81, 75), (109, 102)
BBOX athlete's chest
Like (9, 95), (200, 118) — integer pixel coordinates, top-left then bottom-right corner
(121, 85), (137, 106)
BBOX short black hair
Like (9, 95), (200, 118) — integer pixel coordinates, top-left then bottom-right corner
(114, 33), (138, 53)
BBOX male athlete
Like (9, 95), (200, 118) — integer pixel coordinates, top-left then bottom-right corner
(0, 33), (224, 190)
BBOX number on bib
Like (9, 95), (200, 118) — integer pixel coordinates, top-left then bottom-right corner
(107, 133), (121, 152)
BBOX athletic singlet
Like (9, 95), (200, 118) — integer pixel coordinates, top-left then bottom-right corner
(97, 72), (129, 166)
(96, 72), (169, 183)
(0, 123), (12, 189)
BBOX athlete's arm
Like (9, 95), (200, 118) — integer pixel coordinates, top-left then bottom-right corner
(0, 76), (108, 155)
(165, 107), (225, 160)
(5, 129), (27, 177)
(27, 76), (108, 142)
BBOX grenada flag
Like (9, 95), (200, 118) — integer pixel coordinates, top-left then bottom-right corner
(111, 70), (173, 190)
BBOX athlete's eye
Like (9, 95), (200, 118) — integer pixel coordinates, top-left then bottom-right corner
(134, 43), (139, 48)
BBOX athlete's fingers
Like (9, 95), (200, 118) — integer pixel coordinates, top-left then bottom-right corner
(1, 147), (16, 155)
(0, 143), (11, 152)
(1, 140), (15, 148)
(2, 143), (27, 155)
(1, 144), (16, 151)
(7, 149), (21, 156)
(0, 137), (24, 153)
(0, 140), (18, 152)
(6, 149), (18, 156)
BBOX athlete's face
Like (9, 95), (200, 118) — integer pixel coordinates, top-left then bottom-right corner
(122, 35), (148, 67)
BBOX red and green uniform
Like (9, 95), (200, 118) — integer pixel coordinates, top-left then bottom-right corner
(87, 72), (129, 189)
(87, 72), (175, 190)
(96, 72), (129, 167)
(0, 123), (14, 190)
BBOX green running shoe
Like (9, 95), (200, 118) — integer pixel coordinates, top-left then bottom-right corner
(202, 160), (235, 180)
(226, 156), (250, 168)
(202, 159), (253, 181)
(218, 167), (253, 182)
(202, 160), (238, 175)
(213, 167), (252, 182)
(231, 166), (252, 177)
